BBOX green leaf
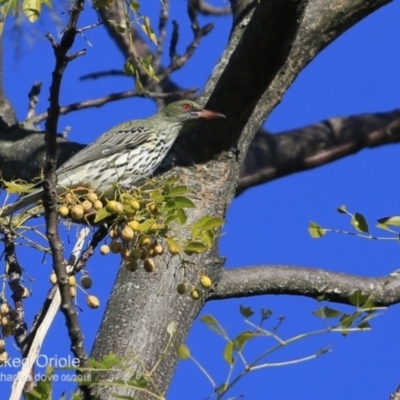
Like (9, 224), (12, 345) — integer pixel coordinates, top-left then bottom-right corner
(339, 314), (355, 328)
(233, 331), (256, 350)
(308, 221), (326, 238)
(177, 344), (190, 360)
(200, 314), (219, 326)
(140, 16), (157, 45)
(169, 186), (189, 196)
(94, 207), (111, 223)
(137, 218), (156, 232)
(349, 290), (370, 307)
(200, 217), (224, 231)
(173, 196), (195, 208)
(176, 208), (187, 225)
(337, 205), (348, 214)
(184, 241), (207, 254)
(320, 306), (342, 318)
(377, 216), (400, 226)
(201, 230), (214, 248)
(223, 342), (234, 365)
(351, 213), (369, 233)
(23, 0), (41, 22)
(357, 321), (371, 329)
(129, 0), (140, 13)
(239, 305), (254, 318)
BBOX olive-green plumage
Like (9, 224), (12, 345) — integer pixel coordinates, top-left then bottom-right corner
(1, 100), (225, 217)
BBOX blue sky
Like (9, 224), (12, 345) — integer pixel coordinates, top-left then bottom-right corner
(1, 1), (400, 399)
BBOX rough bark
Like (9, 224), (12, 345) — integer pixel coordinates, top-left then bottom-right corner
(0, 0), (395, 398)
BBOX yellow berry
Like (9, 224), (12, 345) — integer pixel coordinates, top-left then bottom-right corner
(69, 276), (76, 286)
(168, 242), (180, 255)
(69, 286), (76, 298)
(49, 272), (57, 285)
(200, 275), (212, 289)
(93, 200), (103, 210)
(1, 316), (10, 327)
(0, 339), (5, 352)
(58, 205), (69, 217)
(140, 248), (149, 260)
(81, 200), (92, 211)
(139, 236), (151, 247)
(148, 203), (158, 214)
(109, 240), (122, 254)
(121, 226), (135, 242)
(177, 282), (188, 295)
(0, 303), (10, 316)
(120, 247), (131, 260)
(130, 200), (140, 210)
(125, 259), (139, 272)
(128, 220), (140, 231)
(144, 258), (155, 272)
(71, 204), (84, 220)
(87, 295), (100, 309)
(87, 192), (98, 203)
(154, 245), (163, 255)
(190, 289), (201, 300)
(106, 200), (124, 214)
(100, 244), (111, 255)
(65, 192), (75, 204)
(1, 324), (12, 337)
(0, 351), (9, 365)
(109, 227), (120, 239)
(80, 275), (93, 289)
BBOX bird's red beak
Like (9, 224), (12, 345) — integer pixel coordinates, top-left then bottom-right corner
(197, 109), (226, 119)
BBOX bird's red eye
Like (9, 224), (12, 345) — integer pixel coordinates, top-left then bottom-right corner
(181, 103), (191, 112)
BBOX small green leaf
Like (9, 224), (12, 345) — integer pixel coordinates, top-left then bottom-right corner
(94, 207), (111, 223)
(233, 331), (256, 350)
(169, 186), (189, 196)
(377, 216), (400, 226)
(337, 205), (348, 214)
(23, 0), (41, 22)
(223, 342), (234, 365)
(351, 213), (369, 233)
(177, 344), (190, 360)
(349, 290), (370, 307)
(4, 180), (35, 194)
(201, 217), (224, 231)
(339, 314), (355, 328)
(173, 196), (195, 208)
(176, 208), (187, 225)
(184, 241), (207, 254)
(308, 221), (326, 238)
(357, 321), (371, 329)
(200, 314), (219, 326)
(321, 306), (343, 318)
(137, 218), (156, 232)
(239, 305), (254, 318)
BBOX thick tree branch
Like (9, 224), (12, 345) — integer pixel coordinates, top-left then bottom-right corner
(238, 110), (400, 194)
(209, 265), (400, 306)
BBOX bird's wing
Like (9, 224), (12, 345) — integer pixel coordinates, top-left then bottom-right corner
(58, 122), (153, 174)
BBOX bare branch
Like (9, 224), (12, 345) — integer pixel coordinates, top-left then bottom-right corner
(237, 110), (400, 195)
(32, 88), (197, 124)
(209, 265), (400, 307)
(195, 0), (231, 16)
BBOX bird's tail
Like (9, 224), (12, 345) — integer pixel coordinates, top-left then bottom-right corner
(0, 190), (44, 217)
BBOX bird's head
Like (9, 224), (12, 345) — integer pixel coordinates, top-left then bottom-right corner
(161, 100), (225, 123)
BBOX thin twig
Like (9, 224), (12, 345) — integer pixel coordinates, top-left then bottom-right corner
(32, 88), (197, 124)
(10, 228), (91, 400)
(153, 0), (169, 70)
